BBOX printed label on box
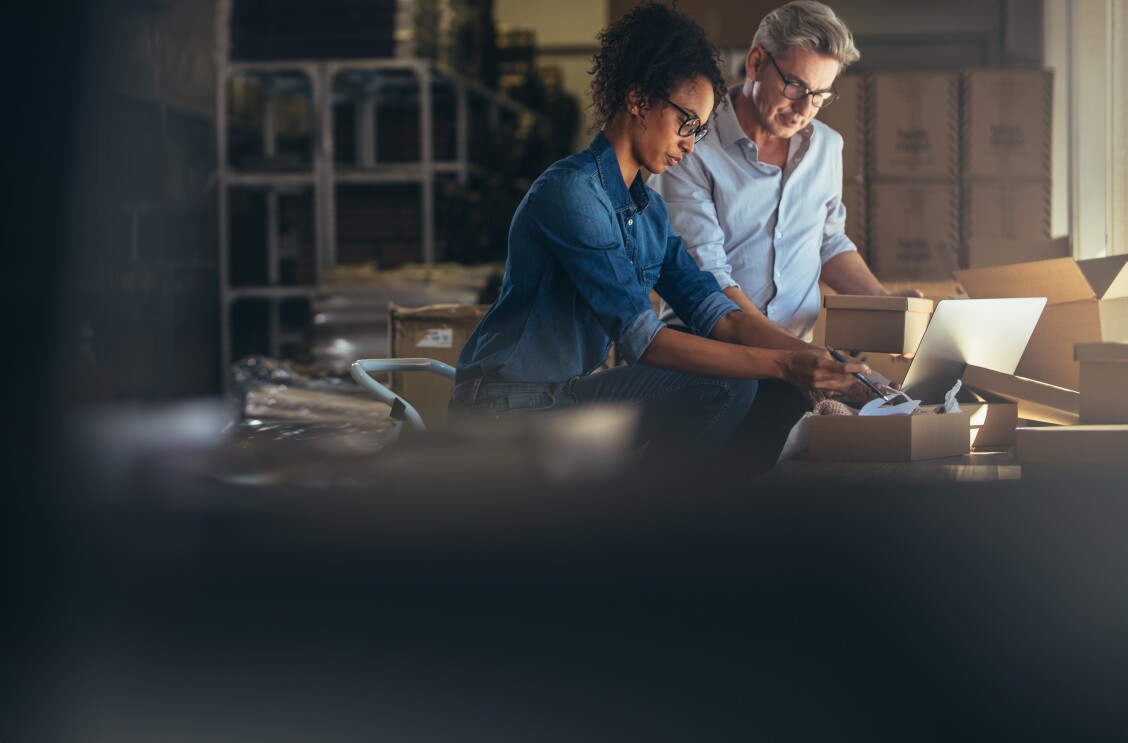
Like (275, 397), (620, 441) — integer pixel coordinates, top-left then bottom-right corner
(416, 328), (454, 348)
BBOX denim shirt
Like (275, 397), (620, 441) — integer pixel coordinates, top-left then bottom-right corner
(650, 86), (857, 341)
(454, 133), (738, 385)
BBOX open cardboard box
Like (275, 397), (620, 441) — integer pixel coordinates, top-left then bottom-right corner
(955, 256), (1128, 390)
(807, 405), (971, 461)
(823, 295), (934, 354)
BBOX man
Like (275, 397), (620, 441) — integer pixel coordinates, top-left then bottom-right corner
(649, 0), (920, 471)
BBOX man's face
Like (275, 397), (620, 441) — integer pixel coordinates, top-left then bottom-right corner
(748, 46), (840, 139)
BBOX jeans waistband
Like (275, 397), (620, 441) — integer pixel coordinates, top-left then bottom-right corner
(450, 377), (562, 406)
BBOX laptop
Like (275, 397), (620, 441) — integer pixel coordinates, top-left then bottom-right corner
(899, 297), (1047, 403)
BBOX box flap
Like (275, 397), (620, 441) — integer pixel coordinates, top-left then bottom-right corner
(1077, 255), (1128, 300)
(961, 364), (1079, 425)
(1075, 341), (1128, 362)
(954, 258), (1094, 304)
(823, 295), (934, 313)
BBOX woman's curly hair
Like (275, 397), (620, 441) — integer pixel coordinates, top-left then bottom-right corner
(589, 1), (727, 132)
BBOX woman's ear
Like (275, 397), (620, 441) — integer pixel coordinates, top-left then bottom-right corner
(626, 87), (644, 116)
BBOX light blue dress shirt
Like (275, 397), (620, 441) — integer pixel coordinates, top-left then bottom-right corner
(650, 87), (857, 341)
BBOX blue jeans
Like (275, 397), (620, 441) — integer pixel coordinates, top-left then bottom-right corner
(449, 366), (757, 469)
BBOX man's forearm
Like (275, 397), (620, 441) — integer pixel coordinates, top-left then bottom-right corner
(820, 251), (890, 296)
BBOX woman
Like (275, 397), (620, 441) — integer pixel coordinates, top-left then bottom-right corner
(449, 1), (864, 469)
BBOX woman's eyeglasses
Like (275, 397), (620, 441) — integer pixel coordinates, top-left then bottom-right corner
(663, 98), (709, 143)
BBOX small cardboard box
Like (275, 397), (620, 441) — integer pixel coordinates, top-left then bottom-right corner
(871, 72), (959, 179)
(1016, 425), (1128, 477)
(823, 295), (934, 353)
(955, 256), (1128, 389)
(961, 363), (1079, 425)
(807, 406), (971, 461)
(389, 303), (490, 427)
(817, 72), (867, 181)
(962, 69), (1053, 180)
(871, 181), (961, 281)
(962, 402), (1019, 450)
(1075, 341), (1128, 424)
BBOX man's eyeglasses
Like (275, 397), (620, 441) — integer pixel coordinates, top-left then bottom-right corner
(764, 50), (839, 109)
(663, 98), (709, 143)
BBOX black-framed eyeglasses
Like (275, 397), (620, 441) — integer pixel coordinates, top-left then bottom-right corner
(763, 50), (839, 109)
(663, 98), (709, 143)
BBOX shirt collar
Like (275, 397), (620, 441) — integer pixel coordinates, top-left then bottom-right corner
(714, 85), (816, 153)
(588, 132), (650, 214)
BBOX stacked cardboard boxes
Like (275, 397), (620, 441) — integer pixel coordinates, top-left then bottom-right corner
(961, 69), (1061, 268)
(868, 72), (961, 280)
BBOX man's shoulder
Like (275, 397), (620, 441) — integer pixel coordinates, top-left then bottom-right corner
(810, 118), (844, 149)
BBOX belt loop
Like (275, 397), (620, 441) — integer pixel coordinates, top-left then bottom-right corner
(469, 376), (483, 404)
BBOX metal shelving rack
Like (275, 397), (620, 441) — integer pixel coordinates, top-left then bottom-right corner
(215, 30), (547, 384)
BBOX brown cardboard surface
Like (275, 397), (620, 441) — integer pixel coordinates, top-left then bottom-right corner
(390, 303), (490, 427)
(807, 407), (971, 461)
(962, 402), (1018, 449)
(955, 258), (1094, 304)
(824, 295), (934, 312)
(1076, 343), (1128, 423)
(961, 363), (1079, 425)
(1016, 424), (1128, 464)
(823, 295), (933, 354)
(962, 181), (1051, 241)
(962, 69), (1053, 180)
(871, 182), (960, 281)
(1075, 341), (1128, 361)
(1015, 301), (1102, 390)
(871, 73), (959, 179)
(1077, 254), (1128, 300)
(966, 237), (1068, 269)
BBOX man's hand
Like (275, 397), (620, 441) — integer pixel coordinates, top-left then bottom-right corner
(782, 348), (868, 394)
(889, 287), (925, 299)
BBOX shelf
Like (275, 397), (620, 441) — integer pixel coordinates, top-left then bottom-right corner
(224, 171), (317, 186)
(226, 286), (318, 300)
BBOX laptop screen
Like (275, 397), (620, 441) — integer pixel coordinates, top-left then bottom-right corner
(900, 297), (1047, 403)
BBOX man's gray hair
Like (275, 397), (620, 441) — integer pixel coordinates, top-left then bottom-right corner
(753, 1), (860, 67)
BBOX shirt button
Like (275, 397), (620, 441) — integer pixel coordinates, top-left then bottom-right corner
(627, 218), (634, 225)
(775, 231), (782, 239)
(775, 271), (781, 278)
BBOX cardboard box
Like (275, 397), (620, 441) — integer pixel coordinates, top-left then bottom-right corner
(807, 406), (971, 461)
(962, 69), (1053, 180)
(823, 294), (934, 353)
(389, 303), (490, 427)
(962, 402), (1018, 450)
(871, 181), (961, 281)
(955, 256), (1128, 389)
(871, 72), (959, 179)
(1075, 341), (1128, 424)
(961, 363), (1079, 425)
(962, 180), (1050, 242)
(1016, 424), (1128, 473)
(817, 72), (867, 181)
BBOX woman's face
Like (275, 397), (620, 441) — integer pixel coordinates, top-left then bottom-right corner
(630, 75), (715, 175)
